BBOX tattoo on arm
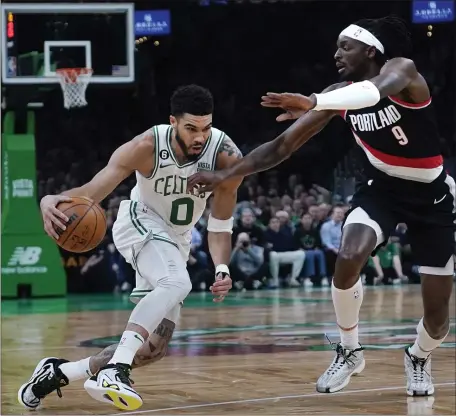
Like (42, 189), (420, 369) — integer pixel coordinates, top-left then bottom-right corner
(218, 136), (243, 159)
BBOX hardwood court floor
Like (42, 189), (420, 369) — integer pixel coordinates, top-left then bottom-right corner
(2, 285), (455, 415)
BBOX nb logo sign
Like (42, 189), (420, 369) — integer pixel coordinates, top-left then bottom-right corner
(8, 246), (42, 266)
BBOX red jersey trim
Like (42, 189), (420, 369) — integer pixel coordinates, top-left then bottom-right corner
(358, 136), (443, 169)
(388, 96), (432, 109)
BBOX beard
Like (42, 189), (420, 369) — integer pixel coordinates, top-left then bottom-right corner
(175, 131), (199, 162)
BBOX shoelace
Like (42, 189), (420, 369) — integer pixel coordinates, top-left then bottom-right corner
(115, 364), (135, 386)
(410, 354), (431, 382)
(32, 370), (67, 399)
(325, 334), (363, 371)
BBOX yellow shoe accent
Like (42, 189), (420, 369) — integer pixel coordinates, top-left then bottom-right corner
(104, 390), (143, 411)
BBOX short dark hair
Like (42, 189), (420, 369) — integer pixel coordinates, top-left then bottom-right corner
(354, 16), (412, 61)
(170, 84), (214, 117)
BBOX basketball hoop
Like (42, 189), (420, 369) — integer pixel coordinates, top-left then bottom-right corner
(56, 68), (93, 109)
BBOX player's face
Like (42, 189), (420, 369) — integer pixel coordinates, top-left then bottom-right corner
(170, 113), (213, 157)
(334, 36), (372, 81)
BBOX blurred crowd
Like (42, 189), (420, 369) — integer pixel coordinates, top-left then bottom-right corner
(53, 166), (421, 294)
(30, 1), (454, 293)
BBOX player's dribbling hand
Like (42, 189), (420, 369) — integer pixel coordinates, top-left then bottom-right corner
(40, 194), (73, 239)
(211, 265), (232, 303)
(261, 92), (316, 121)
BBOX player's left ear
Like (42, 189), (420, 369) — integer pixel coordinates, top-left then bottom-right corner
(366, 46), (377, 59)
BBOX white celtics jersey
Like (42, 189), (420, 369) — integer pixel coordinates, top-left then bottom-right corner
(130, 124), (226, 235)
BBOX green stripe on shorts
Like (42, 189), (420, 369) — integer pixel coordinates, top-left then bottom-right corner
(129, 201), (148, 235)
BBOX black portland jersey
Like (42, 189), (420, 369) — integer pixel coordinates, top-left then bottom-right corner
(341, 94), (443, 184)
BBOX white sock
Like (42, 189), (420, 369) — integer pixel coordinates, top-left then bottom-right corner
(108, 331), (145, 366)
(59, 357), (93, 382)
(332, 278), (364, 349)
(409, 318), (448, 359)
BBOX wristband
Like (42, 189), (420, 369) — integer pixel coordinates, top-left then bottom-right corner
(215, 264), (230, 277)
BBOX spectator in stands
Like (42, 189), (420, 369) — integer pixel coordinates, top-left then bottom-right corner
(187, 227), (210, 290)
(291, 199), (304, 225)
(108, 242), (132, 293)
(265, 216), (304, 288)
(255, 195), (271, 225)
(276, 210), (294, 231)
(232, 207), (266, 247)
(294, 213), (327, 287)
(307, 204), (322, 228)
(190, 227), (208, 268)
(230, 232), (265, 290)
(390, 222), (416, 282)
(320, 205), (344, 277)
(318, 203), (332, 221)
(364, 239), (407, 285)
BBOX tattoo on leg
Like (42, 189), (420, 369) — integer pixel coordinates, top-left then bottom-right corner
(89, 343), (119, 374)
(88, 319), (176, 372)
(132, 318), (176, 368)
(153, 321), (174, 338)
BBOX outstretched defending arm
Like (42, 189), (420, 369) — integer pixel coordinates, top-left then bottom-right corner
(188, 58), (424, 192)
(206, 135), (243, 301)
(40, 130), (155, 239)
(187, 107), (339, 192)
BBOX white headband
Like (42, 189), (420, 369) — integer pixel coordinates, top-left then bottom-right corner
(339, 24), (384, 54)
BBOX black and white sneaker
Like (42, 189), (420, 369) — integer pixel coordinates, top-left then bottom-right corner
(84, 363), (143, 411)
(18, 357), (69, 409)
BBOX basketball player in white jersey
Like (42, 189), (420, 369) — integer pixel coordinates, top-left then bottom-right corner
(18, 85), (243, 411)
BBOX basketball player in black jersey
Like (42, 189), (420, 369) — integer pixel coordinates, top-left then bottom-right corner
(188, 16), (455, 396)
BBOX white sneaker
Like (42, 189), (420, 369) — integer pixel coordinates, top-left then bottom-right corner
(405, 347), (434, 396)
(316, 342), (365, 393)
(18, 357), (69, 409)
(252, 280), (262, 290)
(84, 363), (143, 411)
(288, 277), (301, 287)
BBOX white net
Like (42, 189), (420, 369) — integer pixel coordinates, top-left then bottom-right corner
(56, 68), (93, 109)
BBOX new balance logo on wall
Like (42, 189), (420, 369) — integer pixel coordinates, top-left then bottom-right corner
(2, 247), (47, 274)
(8, 247), (42, 266)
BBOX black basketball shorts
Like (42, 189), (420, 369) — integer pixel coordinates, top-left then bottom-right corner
(344, 172), (456, 269)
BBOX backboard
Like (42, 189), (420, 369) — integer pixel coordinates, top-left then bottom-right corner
(1, 3), (135, 85)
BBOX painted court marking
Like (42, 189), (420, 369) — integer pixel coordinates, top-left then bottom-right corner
(108, 382), (456, 415)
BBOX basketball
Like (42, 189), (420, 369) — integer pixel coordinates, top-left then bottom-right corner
(54, 196), (107, 253)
